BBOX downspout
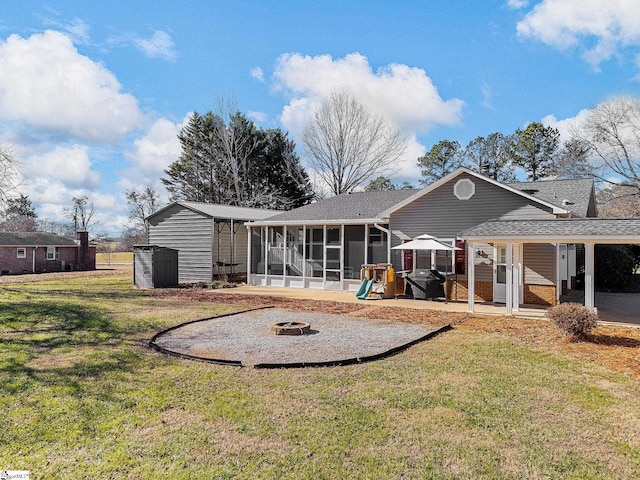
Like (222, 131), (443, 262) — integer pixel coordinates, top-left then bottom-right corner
(374, 223), (391, 264)
(32, 246), (38, 273)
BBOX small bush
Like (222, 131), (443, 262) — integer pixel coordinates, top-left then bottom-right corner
(547, 302), (598, 340)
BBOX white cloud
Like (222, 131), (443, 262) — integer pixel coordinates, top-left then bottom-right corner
(248, 111), (267, 123)
(24, 144), (100, 188)
(250, 66), (264, 82)
(41, 15), (91, 44)
(395, 134), (426, 185)
(274, 52), (464, 137)
(134, 30), (177, 62)
(542, 108), (592, 141)
(272, 52), (463, 187)
(0, 30), (142, 142)
(516, 0), (640, 70)
(507, 0), (528, 9)
(127, 116), (185, 175)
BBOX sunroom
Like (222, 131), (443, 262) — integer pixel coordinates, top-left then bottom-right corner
(247, 222), (392, 290)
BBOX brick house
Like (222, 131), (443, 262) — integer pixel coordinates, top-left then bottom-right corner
(0, 230), (95, 275)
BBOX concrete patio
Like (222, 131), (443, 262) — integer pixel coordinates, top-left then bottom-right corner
(213, 285), (639, 326)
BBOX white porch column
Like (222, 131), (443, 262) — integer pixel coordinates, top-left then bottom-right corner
(467, 242), (475, 313)
(230, 219), (235, 272)
(505, 243), (513, 316)
(555, 243), (561, 303)
(585, 242), (595, 312)
(364, 224), (369, 265)
(283, 225), (287, 281)
(512, 243), (521, 312)
(246, 225), (252, 282)
(302, 225), (307, 282)
(264, 226), (269, 280)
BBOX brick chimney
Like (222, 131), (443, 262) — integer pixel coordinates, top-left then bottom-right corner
(77, 230), (94, 270)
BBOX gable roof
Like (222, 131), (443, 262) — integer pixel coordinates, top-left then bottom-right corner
(0, 231), (78, 247)
(148, 201), (280, 222)
(250, 189), (417, 225)
(509, 178), (595, 218)
(379, 168), (572, 218)
(459, 218), (640, 243)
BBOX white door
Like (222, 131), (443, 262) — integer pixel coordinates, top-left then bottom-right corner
(493, 245), (507, 303)
(324, 227), (342, 290)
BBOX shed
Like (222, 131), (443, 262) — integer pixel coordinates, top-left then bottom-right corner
(146, 202), (279, 282)
(133, 245), (179, 288)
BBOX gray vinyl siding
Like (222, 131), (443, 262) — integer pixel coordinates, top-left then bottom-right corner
(523, 243), (556, 286)
(148, 205), (213, 282)
(474, 243), (494, 283)
(389, 173), (555, 247)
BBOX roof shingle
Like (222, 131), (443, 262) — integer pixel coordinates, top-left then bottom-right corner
(0, 232), (78, 246)
(459, 218), (640, 240)
(509, 178), (594, 218)
(253, 190), (417, 224)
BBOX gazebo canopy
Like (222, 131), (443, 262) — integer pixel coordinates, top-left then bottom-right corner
(392, 234), (460, 251)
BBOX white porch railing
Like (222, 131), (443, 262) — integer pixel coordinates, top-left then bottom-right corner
(268, 244), (315, 276)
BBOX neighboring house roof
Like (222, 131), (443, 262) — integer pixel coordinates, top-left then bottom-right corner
(148, 201), (281, 222)
(250, 189), (417, 225)
(379, 168), (572, 218)
(509, 178), (595, 218)
(0, 231), (78, 246)
(459, 218), (640, 243)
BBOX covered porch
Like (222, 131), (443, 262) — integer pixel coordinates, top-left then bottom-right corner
(460, 218), (640, 316)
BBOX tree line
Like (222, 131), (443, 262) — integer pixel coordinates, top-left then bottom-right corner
(416, 122), (581, 185)
(1, 93), (639, 244)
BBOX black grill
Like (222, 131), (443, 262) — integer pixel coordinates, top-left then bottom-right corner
(406, 269), (445, 300)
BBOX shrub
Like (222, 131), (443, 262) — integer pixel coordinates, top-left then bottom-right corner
(547, 302), (598, 340)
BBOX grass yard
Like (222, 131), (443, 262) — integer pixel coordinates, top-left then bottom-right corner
(96, 251), (133, 264)
(1, 271), (639, 479)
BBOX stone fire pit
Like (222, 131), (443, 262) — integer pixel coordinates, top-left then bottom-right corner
(270, 321), (311, 335)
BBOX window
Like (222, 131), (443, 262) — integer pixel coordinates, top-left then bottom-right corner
(46, 246), (58, 260)
(16, 248), (26, 259)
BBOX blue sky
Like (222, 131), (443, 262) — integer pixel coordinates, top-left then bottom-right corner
(1, 0), (640, 235)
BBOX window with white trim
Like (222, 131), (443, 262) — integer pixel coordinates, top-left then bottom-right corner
(46, 246), (58, 260)
(17, 248), (26, 259)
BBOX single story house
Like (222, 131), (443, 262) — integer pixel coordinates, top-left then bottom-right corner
(0, 230), (95, 274)
(147, 201), (279, 282)
(244, 168), (639, 313)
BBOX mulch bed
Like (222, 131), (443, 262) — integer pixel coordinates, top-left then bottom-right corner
(152, 288), (640, 380)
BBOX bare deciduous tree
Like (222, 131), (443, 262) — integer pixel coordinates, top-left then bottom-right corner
(0, 144), (23, 206)
(125, 185), (160, 238)
(574, 95), (640, 194)
(597, 185), (640, 218)
(302, 91), (405, 195)
(64, 195), (95, 232)
(551, 138), (593, 179)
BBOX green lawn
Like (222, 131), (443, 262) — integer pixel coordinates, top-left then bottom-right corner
(1, 273), (639, 479)
(96, 251), (133, 264)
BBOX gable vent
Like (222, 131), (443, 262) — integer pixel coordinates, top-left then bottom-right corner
(454, 178), (475, 200)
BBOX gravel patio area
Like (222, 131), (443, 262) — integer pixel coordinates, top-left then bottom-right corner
(150, 307), (450, 368)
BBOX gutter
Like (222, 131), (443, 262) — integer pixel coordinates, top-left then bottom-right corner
(248, 217), (388, 227)
(374, 223), (392, 264)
